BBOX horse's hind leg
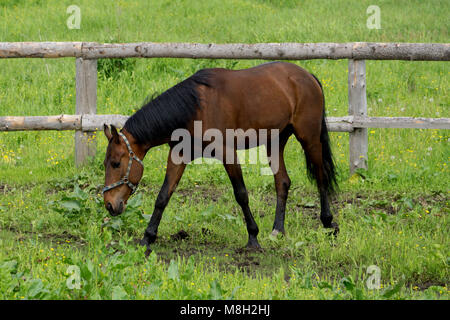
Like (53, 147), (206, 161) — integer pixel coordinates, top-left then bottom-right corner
(223, 150), (261, 249)
(267, 128), (292, 237)
(295, 132), (338, 234)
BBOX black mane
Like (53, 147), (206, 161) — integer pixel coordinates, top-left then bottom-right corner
(124, 69), (213, 144)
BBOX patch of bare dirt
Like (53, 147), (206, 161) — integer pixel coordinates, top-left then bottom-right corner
(3, 226), (86, 248)
(0, 183), (14, 194)
(170, 229), (190, 241)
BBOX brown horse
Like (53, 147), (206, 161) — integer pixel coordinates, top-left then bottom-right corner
(102, 61), (338, 254)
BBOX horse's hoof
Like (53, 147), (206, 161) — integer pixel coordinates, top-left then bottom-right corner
(246, 246), (263, 253)
(327, 222), (339, 237)
(139, 238), (149, 247)
(271, 229), (279, 237)
(270, 229), (285, 237)
(140, 232), (156, 247)
(246, 240), (263, 252)
(144, 247), (152, 257)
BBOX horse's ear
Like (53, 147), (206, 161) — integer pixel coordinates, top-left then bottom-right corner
(104, 124), (112, 140)
(110, 124), (120, 143)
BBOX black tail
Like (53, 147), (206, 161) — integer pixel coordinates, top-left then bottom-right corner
(306, 74), (338, 194)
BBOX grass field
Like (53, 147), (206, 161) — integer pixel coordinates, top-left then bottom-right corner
(0, 0), (448, 300)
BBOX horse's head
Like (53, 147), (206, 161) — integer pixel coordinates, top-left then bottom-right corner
(102, 124), (144, 216)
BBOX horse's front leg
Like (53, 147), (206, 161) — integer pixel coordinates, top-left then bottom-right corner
(140, 150), (186, 255)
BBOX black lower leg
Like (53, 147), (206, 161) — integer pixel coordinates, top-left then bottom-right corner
(303, 140), (338, 236)
(319, 187), (339, 235)
(139, 154), (186, 255)
(272, 180), (290, 235)
(224, 163), (260, 249)
(140, 183), (169, 247)
(268, 132), (291, 236)
(319, 188), (332, 227)
(235, 184), (260, 248)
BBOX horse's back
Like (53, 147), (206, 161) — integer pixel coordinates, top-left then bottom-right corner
(196, 62), (323, 133)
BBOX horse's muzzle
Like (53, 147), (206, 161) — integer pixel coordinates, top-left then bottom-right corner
(106, 200), (124, 216)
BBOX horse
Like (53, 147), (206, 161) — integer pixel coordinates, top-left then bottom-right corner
(102, 61), (338, 255)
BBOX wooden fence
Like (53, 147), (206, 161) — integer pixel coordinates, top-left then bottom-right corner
(0, 42), (449, 172)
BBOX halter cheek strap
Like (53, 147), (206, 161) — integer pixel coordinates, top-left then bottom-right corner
(102, 132), (144, 195)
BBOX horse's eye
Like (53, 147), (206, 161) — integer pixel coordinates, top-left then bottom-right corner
(111, 161), (121, 169)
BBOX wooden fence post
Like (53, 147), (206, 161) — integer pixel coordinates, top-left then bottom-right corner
(348, 59), (368, 174)
(75, 58), (97, 166)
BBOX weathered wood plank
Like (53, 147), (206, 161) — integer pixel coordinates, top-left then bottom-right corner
(81, 42), (353, 60)
(82, 114), (129, 131)
(0, 42), (448, 61)
(0, 115), (81, 131)
(353, 116), (450, 129)
(350, 42), (450, 61)
(75, 58), (97, 167)
(76, 42), (450, 61)
(1, 115), (448, 131)
(348, 59), (368, 174)
(325, 116), (354, 132)
(0, 42), (82, 58)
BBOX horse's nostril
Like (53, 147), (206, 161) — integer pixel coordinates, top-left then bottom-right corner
(106, 202), (113, 213)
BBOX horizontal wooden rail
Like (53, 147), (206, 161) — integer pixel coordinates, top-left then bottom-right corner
(351, 116), (450, 129)
(0, 115), (81, 131)
(0, 42), (449, 61)
(1, 115), (449, 132)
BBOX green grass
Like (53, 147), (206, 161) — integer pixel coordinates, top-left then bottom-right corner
(0, 0), (449, 300)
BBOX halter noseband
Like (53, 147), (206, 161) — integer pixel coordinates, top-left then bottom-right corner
(102, 132), (144, 195)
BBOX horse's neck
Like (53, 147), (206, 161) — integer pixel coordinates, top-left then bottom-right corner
(125, 129), (173, 160)
(143, 136), (172, 154)
(121, 129), (168, 160)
